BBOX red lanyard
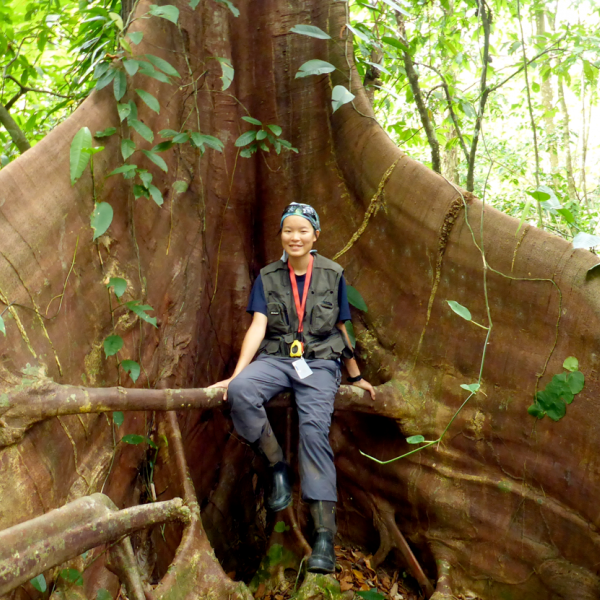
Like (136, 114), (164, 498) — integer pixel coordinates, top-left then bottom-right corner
(289, 254), (314, 334)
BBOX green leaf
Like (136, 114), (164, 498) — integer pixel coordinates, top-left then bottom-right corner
(535, 389), (566, 421)
(120, 38), (133, 54)
(126, 301), (158, 327)
(91, 202), (114, 240)
(60, 568), (84, 586)
(345, 320), (356, 347)
(148, 4), (179, 24)
(104, 334), (123, 357)
(95, 127), (117, 138)
(129, 119), (154, 143)
(148, 184), (164, 206)
(528, 403), (546, 419)
(160, 129), (180, 138)
(563, 356), (579, 372)
(215, 0), (239, 17)
(30, 574), (47, 593)
(235, 130), (257, 147)
(331, 85), (355, 113)
(97, 589), (112, 600)
(122, 434), (146, 445)
(124, 59), (140, 76)
(267, 124), (282, 136)
(70, 127), (93, 185)
(172, 133), (190, 143)
(190, 133), (224, 152)
(173, 180), (189, 193)
(113, 70), (127, 101)
(113, 412), (124, 427)
(460, 383), (480, 393)
(128, 31), (144, 45)
(107, 277), (127, 298)
(190, 0), (201, 8)
(0, 315), (5, 336)
(118, 103), (131, 122)
(381, 35), (409, 52)
(242, 116), (262, 125)
(573, 232), (600, 249)
(127, 100), (139, 122)
(356, 589), (385, 600)
(153, 141), (174, 152)
(295, 59), (336, 78)
(273, 521), (289, 533)
(95, 68), (116, 91)
(108, 11), (124, 30)
(446, 300), (472, 321)
(138, 170), (153, 188)
(134, 185), (149, 199)
(525, 188), (551, 203)
(379, 0), (410, 16)
(215, 57), (234, 90)
(142, 150), (168, 172)
(109, 164), (138, 177)
(145, 54), (181, 78)
(289, 24), (331, 39)
(240, 145), (257, 158)
(120, 139), (136, 161)
(567, 371), (585, 395)
(347, 285), (368, 312)
(121, 359), (141, 382)
(406, 435), (425, 444)
(556, 208), (575, 224)
(256, 130), (267, 140)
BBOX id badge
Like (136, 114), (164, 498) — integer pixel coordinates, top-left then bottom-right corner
(292, 357), (313, 380)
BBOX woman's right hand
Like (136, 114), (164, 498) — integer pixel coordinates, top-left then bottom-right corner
(208, 377), (233, 401)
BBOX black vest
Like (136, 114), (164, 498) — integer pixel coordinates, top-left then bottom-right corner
(258, 254), (351, 360)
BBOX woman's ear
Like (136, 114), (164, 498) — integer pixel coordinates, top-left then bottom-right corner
(314, 230), (320, 241)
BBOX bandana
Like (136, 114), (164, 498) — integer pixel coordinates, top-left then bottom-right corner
(280, 203), (321, 232)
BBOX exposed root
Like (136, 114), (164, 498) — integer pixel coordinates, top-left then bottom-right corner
(333, 159), (400, 261)
(429, 559), (456, 600)
(511, 226), (528, 273)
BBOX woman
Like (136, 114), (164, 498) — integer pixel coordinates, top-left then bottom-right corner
(209, 202), (375, 573)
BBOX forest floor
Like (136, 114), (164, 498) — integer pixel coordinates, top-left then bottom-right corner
(253, 544), (423, 600)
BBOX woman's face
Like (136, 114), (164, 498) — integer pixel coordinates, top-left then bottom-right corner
(281, 216), (319, 259)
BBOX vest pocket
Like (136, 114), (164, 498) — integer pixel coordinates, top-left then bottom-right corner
(309, 301), (338, 336)
(266, 302), (289, 335)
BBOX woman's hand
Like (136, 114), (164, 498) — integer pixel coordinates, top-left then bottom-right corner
(208, 377), (233, 401)
(350, 378), (376, 399)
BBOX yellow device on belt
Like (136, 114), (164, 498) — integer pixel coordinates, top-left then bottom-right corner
(288, 255), (314, 358)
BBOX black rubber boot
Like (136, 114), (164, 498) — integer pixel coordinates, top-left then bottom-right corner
(267, 461), (292, 512)
(307, 501), (336, 573)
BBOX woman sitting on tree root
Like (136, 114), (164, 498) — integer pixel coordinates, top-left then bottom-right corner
(210, 203), (375, 573)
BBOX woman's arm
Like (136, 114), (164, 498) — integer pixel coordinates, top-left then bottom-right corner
(336, 322), (376, 399)
(209, 312), (268, 399)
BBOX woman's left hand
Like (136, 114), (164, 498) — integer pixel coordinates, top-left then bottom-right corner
(350, 378), (376, 399)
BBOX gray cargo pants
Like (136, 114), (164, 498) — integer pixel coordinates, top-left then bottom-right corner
(228, 354), (341, 502)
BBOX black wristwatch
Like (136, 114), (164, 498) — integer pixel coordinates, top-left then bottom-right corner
(347, 374), (363, 384)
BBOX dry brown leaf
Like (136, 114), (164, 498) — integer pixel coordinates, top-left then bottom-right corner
(359, 583), (370, 592)
(389, 583), (398, 598)
(255, 583), (266, 599)
(352, 570), (364, 581)
(340, 581), (354, 592)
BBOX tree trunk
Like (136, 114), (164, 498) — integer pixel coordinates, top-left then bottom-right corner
(1, 1), (600, 600)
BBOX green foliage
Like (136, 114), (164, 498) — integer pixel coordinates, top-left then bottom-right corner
(345, 320), (356, 347)
(104, 334), (123, 357)
(91, 202), (114, 240)
(30, 574), (47, 593)
(347, 285), (368, 312)
(273, 521), (289, 533)
(290, 24), (331, 40)
(97, 589), (112, 600)
(126, 301), (157, 327)
(357, 589), (386, 600)
(148, 4), (179, 25)
(295, 59), (336, 78)
(70, 127), (93, 184)
(528, 358), (585, 421)
(122, 433), (158, 449)
(0, 315), (5, 337)
(121, 359), (140, 382)
(447, 300), (471, 321)
(460, 383), (480, 393)
(406, 435), (425, 444)
(107, 277), (127, 298)
(331, 85), (355, 113)
(60, 568), (83, 586)
(113, 411), (124, 427)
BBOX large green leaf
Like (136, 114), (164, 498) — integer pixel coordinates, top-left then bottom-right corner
(113, 69), (127, 101)
(295, 59), (336, 78)
(215, 57), (234, 90)
(331, 85), (355, 112)
(142, 149), (168, 172)
(148, 4), (179, 24)
(123, 59), (140, 76)
(60, 569), (83, 586)
(121, 359), (141, 382)
(91, 202), (114, 240)
(446, 300), (472, 321)
(70, 127), (93, 185)
(30, 575), (47, 593)
(107, 277), (127, 298)
(129, 119), (154, 143)
(381, 35), (409, 52)
(126, 301), (158, 327)
(567, 371), (585, 395)
(289, 24), (331, 39)
(121, 139), (136, 160)
(347, 285), (368, 312)
(148, 184), (164, 206)
(235, 130), (257, 147)
(145, 54), (181, 78)
(104, 335), (123, 357)
(563, 356), (579, 372)
(190, 133), (224, 152)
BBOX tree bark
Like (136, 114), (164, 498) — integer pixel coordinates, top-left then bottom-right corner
(0, 101), (31, 153)
(1, 1), (600, 600)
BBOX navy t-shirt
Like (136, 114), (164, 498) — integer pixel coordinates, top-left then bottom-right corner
(247, 273), (352, 323)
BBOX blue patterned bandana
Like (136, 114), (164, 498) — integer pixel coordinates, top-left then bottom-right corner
(280, 203), (321, 232)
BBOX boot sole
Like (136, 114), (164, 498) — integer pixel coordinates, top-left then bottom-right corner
(307, 560), (335, 574)
(267, 493), (292, 512)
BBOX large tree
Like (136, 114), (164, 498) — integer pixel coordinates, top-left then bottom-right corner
(1, 1), (599, 599)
